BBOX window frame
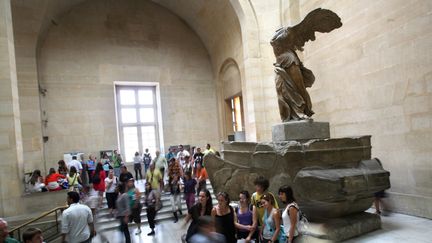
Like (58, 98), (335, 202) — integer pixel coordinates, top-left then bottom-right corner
(114, 82), (164, 162)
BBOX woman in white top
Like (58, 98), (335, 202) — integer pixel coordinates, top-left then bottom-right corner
(105, 169), (119, 217)
(278, 186), (299, 243)
(29, 170), (47, 192)
(133, 152), (143, 180)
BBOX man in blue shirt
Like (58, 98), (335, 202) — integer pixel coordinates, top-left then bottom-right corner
(87, 155), (96, 183)
(165, 147), (175, 163)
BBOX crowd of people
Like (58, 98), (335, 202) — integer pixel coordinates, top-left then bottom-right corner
(183, 176), (302, 243)
(12, 143), (309, 243)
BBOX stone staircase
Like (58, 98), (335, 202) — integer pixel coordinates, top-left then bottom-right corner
(95, 179), (217, 232)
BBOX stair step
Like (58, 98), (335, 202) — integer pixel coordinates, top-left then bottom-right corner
(95, 180), (217, 233)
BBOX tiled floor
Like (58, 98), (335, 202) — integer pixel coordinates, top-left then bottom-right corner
(92, 209), (432, 243)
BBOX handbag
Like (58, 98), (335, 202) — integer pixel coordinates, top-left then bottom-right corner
(68, 174), (79, 192)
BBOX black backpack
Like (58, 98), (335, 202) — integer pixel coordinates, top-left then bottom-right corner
(143, 154), (152, 165)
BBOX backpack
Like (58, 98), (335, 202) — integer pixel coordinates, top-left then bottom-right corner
(143, 153), (152, 165)
(287, 202), (309, 234)
(92, 172), (101, 184)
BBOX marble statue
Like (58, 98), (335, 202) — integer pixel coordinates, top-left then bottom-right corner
(270, 8), (342, 121)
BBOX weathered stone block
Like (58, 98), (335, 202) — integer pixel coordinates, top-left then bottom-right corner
(297, 212), (381, 242)
(272, 120), (330, 141)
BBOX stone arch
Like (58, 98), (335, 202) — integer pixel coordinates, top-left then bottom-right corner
(36, 0), (219, 163)
(228, 0), (264, 141)
(217, 58), (243, 140)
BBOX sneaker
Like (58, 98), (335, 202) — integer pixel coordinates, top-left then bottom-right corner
(147, 230), (155, 236)
(135, 229), (142, 235)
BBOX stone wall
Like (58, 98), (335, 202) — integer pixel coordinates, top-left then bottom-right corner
(288, 0), (432, 218)
(0, 0), (24, 217)
(37, 0), (219, 166)
(221, 0), (432, 219)
(11, 1), (45, 174)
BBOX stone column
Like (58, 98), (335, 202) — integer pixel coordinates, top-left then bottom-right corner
(0, 0), (24, 217)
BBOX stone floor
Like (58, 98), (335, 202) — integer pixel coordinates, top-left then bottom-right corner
(91, 209), (432, 243)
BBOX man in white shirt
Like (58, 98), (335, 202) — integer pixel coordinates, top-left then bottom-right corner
(61, 191), (95, 243)
(176, 145), (190, 167)
(67, 156), (83, 174)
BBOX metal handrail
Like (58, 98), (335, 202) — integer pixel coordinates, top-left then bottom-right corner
(9, 205), (68, 241)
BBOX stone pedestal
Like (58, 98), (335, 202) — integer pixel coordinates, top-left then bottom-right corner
(206, 122), (389, 241)
(272, 120), (330, 141)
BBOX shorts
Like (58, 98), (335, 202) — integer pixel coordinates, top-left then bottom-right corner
(374, 190), (387, 198)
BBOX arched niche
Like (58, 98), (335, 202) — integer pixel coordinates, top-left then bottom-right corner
(218, 58), (244, 141)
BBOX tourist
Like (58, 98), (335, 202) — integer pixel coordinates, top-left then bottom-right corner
(133, 152), (143, 180)
(112, 150), (122, 177)
(105, 169), (119, 217)
(86, 155), (96, 183)
(29, 170), (47, 192)
(92, 163), (106, 208)
(168, 157), (183, 180)
(193, 147), (204, 174)
(236, 191), (258, 242)
(374, 190), (388, 215)
(101, 153), (111, 177)
(79, 154), (89, 189)
(22, 227), (43, 243)
(279, 186), (299, 243)
(260, 193), (281, 243)
(143, 148), (152, 174)
(67, 166), (82, 192)
(116, 184), (130, 243)
(251, 176), (279, 227)
(67, 156), (83, 174)
(119, 165), (133, 185)
(61, 191), (95, 243)
(183, 189), (213, 241)
(203, 143), (215, 156)
(57, 160), (68, 176)
(0, 218), (20, 243)
(144, 181), (158, 236)
(188, 216), (226, 243)
(169, 174), (182, 223)
(194, 163), (208, 196)
(212, 192), (236, 243)
(176, 144), (190, 167)
(45, 168), (65, 191)
(146, 163), (162, 194)
(154, 150), (168, 190)
(165, 147), (176, 162)
(127, 178), (142, 235)
(183, 171), (197, 210)
(182, 155), (193, 176)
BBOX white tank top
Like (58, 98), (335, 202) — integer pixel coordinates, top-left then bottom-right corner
(282, 202), (299, 237)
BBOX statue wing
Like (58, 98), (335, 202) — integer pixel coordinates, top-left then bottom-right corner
(292, 8), (342, 47)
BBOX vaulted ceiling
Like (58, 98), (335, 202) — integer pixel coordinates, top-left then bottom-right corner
(14, 0), (243, 73)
